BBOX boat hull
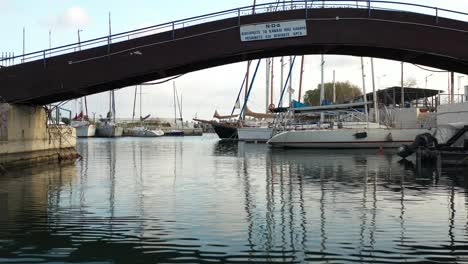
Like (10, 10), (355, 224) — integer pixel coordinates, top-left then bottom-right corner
(268, 128), (431, 149)
(96, 125), (123, 137)
(164, 130), (185, 136)
(75, 124), (96, 137)
(238, 127), (272, 142)
(212, 122), (238, 139)
(125, 127), (164, 137)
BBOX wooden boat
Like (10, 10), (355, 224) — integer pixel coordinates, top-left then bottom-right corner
(211, 121), (238, 139)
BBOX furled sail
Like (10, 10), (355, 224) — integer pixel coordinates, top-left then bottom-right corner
(213, 110), (238, 120)
(244, 106), (274, 119)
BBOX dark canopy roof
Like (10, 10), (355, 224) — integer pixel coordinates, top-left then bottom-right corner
(355, 87), (442, 105)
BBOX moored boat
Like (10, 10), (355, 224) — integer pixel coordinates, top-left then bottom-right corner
(126, 126), (164, 137)
(268, 127), (431, 148)
(74, 123), (96, 137)
(71, 119), (96, 138)
(211, 121), (238, 139)
(96, 119), (123, 137)
(164, 129), (185, 136)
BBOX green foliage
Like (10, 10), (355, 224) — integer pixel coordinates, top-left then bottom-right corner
(303, 81), (362, 106)
(61, 117), (71, 125)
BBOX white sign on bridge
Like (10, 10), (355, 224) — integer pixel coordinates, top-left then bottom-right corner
(240, 20), (307, 42)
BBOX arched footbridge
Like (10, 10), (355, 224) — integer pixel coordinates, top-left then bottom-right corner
(0, 0), (467, 105)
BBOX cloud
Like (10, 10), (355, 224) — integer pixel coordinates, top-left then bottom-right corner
(0, 0), (10, 13)
(46, 7), (91, 29)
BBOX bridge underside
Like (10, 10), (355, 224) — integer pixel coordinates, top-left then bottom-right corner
(1, 8), (467, 105)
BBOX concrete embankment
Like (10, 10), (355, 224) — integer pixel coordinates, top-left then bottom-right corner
(0, 104), (78, 172)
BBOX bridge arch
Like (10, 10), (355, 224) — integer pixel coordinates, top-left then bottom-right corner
(0, 1), (467, 104)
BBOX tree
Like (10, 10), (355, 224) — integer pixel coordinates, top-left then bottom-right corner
(303, 81), (362, 106)
(403, 77), (418, 88)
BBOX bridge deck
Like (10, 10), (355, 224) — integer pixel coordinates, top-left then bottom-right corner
(0, 2), (467, 104)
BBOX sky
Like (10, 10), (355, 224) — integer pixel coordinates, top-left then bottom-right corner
(1, 0), (468, 120)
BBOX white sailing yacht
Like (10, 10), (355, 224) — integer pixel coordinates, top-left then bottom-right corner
(96, 90), (123, 137)
(126, 85), (164, 137)
(238, 56), (300, 142)
(71, 97), (96, 137)
(268, 123), (430, 148)
(165, 82), (185, 136)
(267, 57), (435, 149)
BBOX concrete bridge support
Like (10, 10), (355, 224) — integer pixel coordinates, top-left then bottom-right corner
(0, 103), (78, 171)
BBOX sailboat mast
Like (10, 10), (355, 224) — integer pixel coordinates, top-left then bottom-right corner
(320, 54), (325, 123)
(84, 96), (88, 118)
(361, 57), (369, 123)
(174, 84), (183, 127)
(180, 94), (183, 126)
(332, 70), (336, 103)
(270, 58), (274, 106)
(401, 62), (405, 106)
(173, 81), (177, 128)
(139, 85), (142, 126)
(298, 55), (305, 103)
(108, 12), (116, 123)
(265, 58), (270, 112)
(245, 61), (252, 99)
(80, 97), (84, 120)
(371, 58), (379, 123)
(132, 85), (137, 122)
(111, 90), (116, 123)
(288, 56), (293, 107)
(280, 57), (284, 107)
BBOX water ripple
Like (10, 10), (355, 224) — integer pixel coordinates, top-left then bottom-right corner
(0, 136), (467, 263)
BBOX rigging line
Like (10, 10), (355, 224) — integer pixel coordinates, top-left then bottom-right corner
(240, 59), (262, 120)
(231, 72), (248, 116)
(140, 74), (185, 85)
(49, 100), (71, 113)
(9, 74), (185, 105)
(412, 63), (448, 73)
(278, 55), (297, 107)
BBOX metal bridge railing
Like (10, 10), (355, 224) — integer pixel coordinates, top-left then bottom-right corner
(0, 0), (467, 68)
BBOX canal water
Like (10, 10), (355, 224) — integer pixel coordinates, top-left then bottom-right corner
(0, 134), (467, 263)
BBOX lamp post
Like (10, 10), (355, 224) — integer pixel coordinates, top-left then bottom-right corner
(22, 27), (25, 62)
(377, 74), (386, 90)
(48, 30), (52, 57)
(457, 76), (465, 93)
(77, 29), (83, 51)
(425, 73), (433, 89)
(458, 75), (465, 103)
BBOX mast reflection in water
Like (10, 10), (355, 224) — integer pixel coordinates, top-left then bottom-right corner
(0, 134), (467, 263)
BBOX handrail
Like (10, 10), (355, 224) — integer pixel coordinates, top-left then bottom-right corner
(1, 0), (467, 67)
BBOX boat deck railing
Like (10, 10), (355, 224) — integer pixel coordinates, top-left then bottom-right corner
(1, 0), (467, 68)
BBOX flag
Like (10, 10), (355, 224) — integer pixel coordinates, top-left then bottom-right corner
(234, 99), (241, 109)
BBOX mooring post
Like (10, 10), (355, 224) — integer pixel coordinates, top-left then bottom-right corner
(368, 0), (371, 17)
(42, 51), (46, 68)
(172, 22), (175, 40)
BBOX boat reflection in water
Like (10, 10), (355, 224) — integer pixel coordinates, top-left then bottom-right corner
(0, 136), (467, 263)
